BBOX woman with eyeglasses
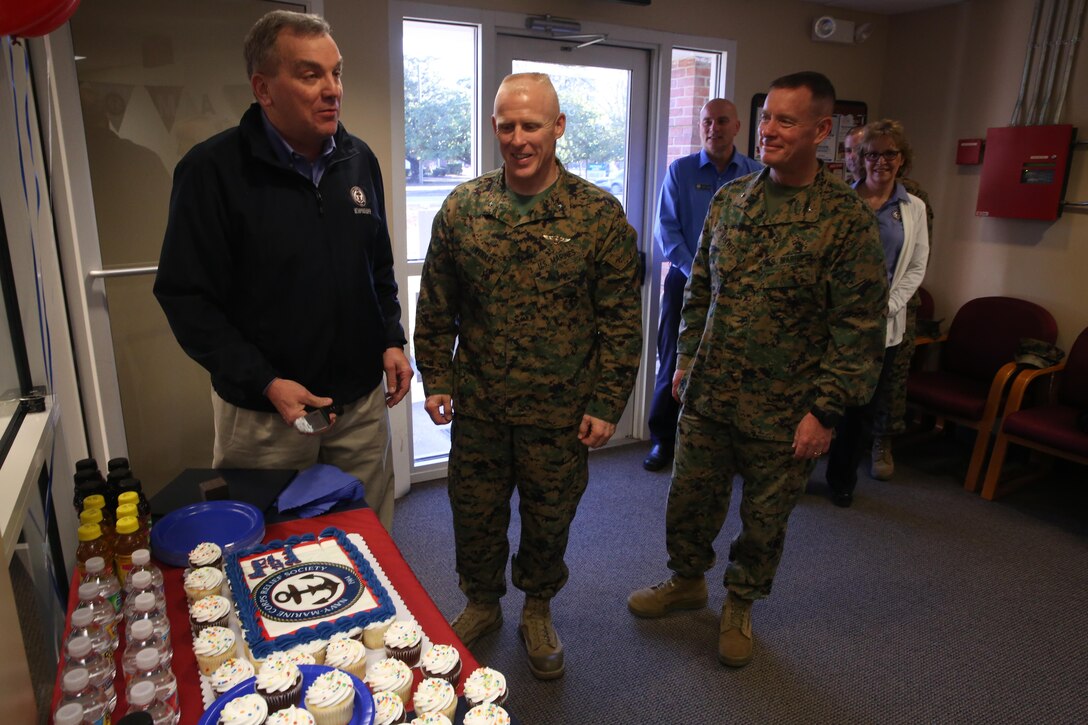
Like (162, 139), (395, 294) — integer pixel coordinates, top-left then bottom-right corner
(825, 119), (930, 507)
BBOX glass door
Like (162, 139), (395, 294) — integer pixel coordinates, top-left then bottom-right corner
(496, 33), (651, 446)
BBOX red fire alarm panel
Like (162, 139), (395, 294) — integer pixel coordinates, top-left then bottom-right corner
(957, 138), (984, 165)
(975, 124), (1076, 221)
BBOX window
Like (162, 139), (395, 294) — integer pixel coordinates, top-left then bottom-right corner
(402, 18), (479, 464)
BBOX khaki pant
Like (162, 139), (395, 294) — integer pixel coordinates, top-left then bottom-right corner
(211, 384), (395, 530)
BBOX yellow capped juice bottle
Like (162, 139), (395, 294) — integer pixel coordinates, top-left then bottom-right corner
(116, 503), (148, 550)
(113, 515), (142, 585)
(76, 524), (110, 577)
(79, 507), (114, 548)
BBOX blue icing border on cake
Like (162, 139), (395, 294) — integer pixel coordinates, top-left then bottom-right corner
(226, 526), (396, 659)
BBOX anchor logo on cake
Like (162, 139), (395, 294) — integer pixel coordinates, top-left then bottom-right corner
(253, 562), (367, 623)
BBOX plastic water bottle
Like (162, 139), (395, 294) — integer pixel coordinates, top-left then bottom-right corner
(125, 680), (174, 725)
(75, 581), (120, 652)
(64, 635), (118, 712)
(127, 648), (178, 724)
(53, 702), (86, 725)
(123, 571), (166, 622)
(123, 619), (173, 682)
(82, 556), (122, 613)
(68, 607), (111, 657)
(125, 549), (164, 597)
(56, 668), (111, 725)
(127, 592), (172, 656)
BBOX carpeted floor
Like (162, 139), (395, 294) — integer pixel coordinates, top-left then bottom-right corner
(393, 436), (1088, 724)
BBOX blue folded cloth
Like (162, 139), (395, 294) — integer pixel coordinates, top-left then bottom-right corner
(276, 463), (364, 518)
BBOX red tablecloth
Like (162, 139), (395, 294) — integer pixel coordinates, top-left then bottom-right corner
(52, 507), (477, 724)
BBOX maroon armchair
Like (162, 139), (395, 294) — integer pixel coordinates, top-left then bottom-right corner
(906, 296), (1058, 492)
(980, 326), (1088, 500)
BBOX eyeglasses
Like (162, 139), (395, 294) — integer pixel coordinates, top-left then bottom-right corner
(864, 150), (901, 162)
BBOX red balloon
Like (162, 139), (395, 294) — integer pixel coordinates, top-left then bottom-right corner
(15, 0), (81, 37)
(0, 0), (80, 38)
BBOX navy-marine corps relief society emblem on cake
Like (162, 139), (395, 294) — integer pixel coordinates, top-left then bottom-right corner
(226, 526), (396, 658)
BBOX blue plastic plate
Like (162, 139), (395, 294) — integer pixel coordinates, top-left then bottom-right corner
(198, 665), (374, 725)
(150, 500), (264, 568)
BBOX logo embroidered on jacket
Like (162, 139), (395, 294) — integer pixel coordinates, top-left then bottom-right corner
(351, 186), (372, 215)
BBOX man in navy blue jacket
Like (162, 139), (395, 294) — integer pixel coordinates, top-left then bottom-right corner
(154, 10), (411, 530)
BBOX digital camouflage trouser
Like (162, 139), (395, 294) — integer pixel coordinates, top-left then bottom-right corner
(447, 415), (589, 603)
(872, 294), (920, 436)
(665, 407), (816, 599)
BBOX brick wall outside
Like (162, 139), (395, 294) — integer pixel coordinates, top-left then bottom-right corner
(667, 56), (713, 165)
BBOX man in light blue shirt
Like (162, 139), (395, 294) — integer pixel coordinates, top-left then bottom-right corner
(644, 98), (762, 471)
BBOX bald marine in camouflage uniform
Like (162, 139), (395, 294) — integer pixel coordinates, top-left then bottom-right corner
(628, 71), (888, 667)
(414, 72), (642, 680)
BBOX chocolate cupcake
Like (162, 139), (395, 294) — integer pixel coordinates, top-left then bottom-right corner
(383, 620), (423, 667)
(372, 690), (407, 725)
(188, 541), (223, 570)
(419, 644), (461, 686)
(255, 660), (304, 713)
(189, 594), (232, 635)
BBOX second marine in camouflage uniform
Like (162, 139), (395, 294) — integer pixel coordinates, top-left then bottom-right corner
(631, 72), (888, 668)
(414, 163), (641, 616)
(668, 164), (887, 604)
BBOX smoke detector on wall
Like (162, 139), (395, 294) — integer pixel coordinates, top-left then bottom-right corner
(811, 16), (856, 44)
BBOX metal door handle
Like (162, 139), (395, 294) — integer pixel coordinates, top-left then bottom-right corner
(87, 265), (158, 279)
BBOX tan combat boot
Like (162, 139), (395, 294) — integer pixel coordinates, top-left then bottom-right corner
(718, 591), (753, 667)
(627, 575), (708, 618)
(870, 436), (895, 480)
(519, 597), (564, 680)
(450, 601), (502, 647)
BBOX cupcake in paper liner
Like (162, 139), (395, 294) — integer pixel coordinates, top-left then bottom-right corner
(463, 667), (508, 708)
(325, 637), (368, 679)
(189, 541), (223, 570)
(190, 595), (232, 635)
(412, 678), (457, 722)
(409, 714), (452, 725)
(383, 620), (423, 667)
(211, 657), (256, 695)
(463, 703), (512, 725)
(419, 644), (461, 686)
(218, 693), (268, 725)
(372, 690), (407, 725)
(290, 638), (328, 666)
(304, 669), (356, 725)
(193, 625), (236, 676)
(362, 615), (396, 649)
(364, 657), (413, 705)
(255, 660), (304, 713)
(265, 705), (316, 725)
(185, 566), (226, 602)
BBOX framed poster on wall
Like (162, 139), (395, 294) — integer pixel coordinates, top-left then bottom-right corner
(748, 94), (868, 183)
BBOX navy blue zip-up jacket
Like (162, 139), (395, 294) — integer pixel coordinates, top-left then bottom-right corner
(154, 103), (406, 412)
